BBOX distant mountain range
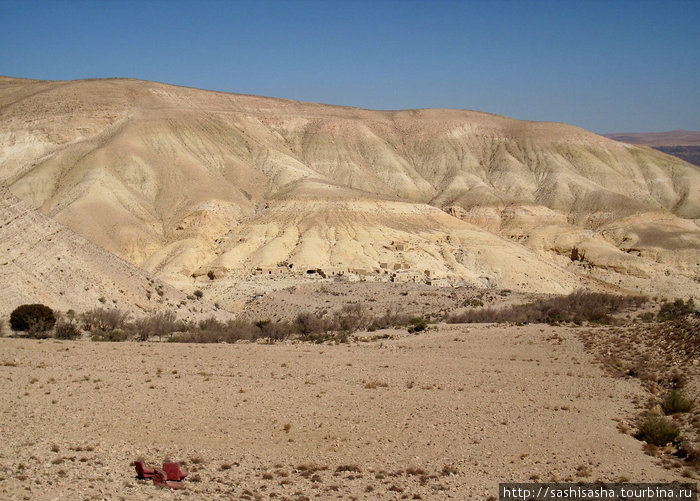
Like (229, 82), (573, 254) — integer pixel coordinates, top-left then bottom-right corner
(605, 130), (700, 167)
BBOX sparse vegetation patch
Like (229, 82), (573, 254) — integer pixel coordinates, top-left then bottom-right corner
(448, 291), (646, 325)
(636, 415), (680, 446)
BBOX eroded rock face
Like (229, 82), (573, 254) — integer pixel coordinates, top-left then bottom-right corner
(1, 76), (698, 297)
(0, 188), (226, 319)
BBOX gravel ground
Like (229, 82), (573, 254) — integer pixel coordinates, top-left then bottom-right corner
(0, 323), (688, 500)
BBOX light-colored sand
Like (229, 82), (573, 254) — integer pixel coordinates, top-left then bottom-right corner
(0, 324), (688, 500)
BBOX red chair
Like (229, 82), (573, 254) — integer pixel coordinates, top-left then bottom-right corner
(152, 468), (185, 489)
(134, 461), (156, 479)
(162, 462), (189, 481)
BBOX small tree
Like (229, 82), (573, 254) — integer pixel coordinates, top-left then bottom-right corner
(10, 304), (56, 333)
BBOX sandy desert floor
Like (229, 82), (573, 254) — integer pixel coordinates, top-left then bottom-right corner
(0, 323), (692, 500)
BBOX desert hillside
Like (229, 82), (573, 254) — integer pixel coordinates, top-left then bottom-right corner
(1, 76), (698, 299)
(0, 187), (222, 319)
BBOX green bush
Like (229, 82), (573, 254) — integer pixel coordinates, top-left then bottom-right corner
(10, 304), (56, 333)
(636, 415), (680, 446)
(657, 298), (696, 321)
(661, 390), (694, 415)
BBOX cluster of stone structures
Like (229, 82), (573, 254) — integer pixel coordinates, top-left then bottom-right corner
(246, 239), (453, 285)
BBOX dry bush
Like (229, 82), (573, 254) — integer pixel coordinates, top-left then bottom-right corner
(167, 305), (428, 345)
(170, 317), (285, 343)
(662, 390), (694, 415)
(81, 308), (129, 332)
(90, 329), (130, 342)
(255, 319), (293, 342)
(170, 318), (230, 343)
(295, 312), (326, 336)
(367, 308), (412, 331)
(636, 415), (680, 446)
(407, 317), (428, 333)
(54, 321), (81, 340)
(132, 311), (181, 341)
(334, 304), (370, 332)
(448, 291), (647, 325)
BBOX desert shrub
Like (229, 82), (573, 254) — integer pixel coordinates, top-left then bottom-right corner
(677, 441), (700, 466)
(407, 317), (428, 334)
(463, 298), (484, 307)
(183, 317), (231, 343)
(334, 304), (370, 332)
(81, 308), (129, 332)
(169, 329), (219, 343)
(225, 319), (262, 341)
(54, 321), (81, 340)
(90, 329), (130, 342)
(636, 415), (680, 446)
(638, 311), (655, 322)
(295, 312), (325, 336)
(367, 308), (412, 331)
(170, 317), (267, 344)
(448, 291), (647, 325)
(658, 298), (696, 322)
(193, 290), (203, 299)
(661, 390), (694, 415)
(10, 304), (56, 333)
(256, 319), (293, 342)
(132, 311), (181, 341)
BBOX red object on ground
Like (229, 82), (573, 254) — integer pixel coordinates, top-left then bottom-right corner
(152, 468), (185, 489)
(134, 461), (156, 479)
(162, 462), (189, 481)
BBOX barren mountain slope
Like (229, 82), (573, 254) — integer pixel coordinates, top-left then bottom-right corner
(0, 188), (221, 319)
(1, 77), (698, 296)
